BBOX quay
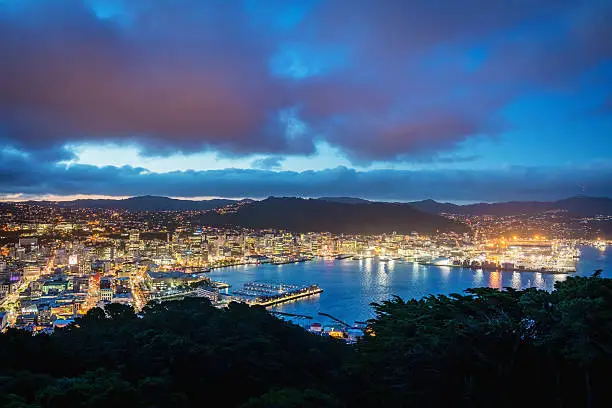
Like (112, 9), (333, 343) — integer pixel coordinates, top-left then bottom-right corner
(318, 312), (350, 328)
(231, 281), (323, 307)
(211, 281), (230, 289)
(268, 311), (313, 319)
(255, 285), (323, 307)
(272, 256), (311, 265)
(416, 262), (575, 274)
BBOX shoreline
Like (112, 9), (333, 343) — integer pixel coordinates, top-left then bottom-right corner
(416, 262), (574, 275)
(254, 287), (323, 307)
(204, 258), (575, 275)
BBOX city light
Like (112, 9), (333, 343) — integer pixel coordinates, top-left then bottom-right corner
(0, 201), (609, 334)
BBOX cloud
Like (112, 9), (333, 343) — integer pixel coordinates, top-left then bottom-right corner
(1, 149), (610, 201)
(0, 0), (304, 156)
(1, 0), (611, 164)
(251, 157), (285, 170)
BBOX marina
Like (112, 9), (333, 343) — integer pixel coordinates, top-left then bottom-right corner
(230, 281), (323, 307)
(208, 246), (612, 325)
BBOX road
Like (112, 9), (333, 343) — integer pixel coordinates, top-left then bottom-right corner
(131, 264), (149, 311)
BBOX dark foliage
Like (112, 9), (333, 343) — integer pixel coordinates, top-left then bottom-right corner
(2, 275), (612, 407)
(0, 300), (347, 408)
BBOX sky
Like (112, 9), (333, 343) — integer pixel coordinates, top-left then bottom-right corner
(1, 0), (611, 202)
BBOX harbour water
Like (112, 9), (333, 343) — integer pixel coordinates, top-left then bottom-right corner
(208, 246), (612, 325)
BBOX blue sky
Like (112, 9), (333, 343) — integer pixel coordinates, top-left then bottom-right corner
(1, 0), (611, 201)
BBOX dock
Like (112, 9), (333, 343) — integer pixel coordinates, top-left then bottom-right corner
(256, 286), (323, 307)
(268, 311), (313, 319)
(230, 281), (323, 307)
(211, 281), (230, 289)
(318, 312), (350, 328)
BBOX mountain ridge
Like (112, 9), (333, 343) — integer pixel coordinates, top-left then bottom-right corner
(318, 196), (612, 217)
(198, 196), (468, 234)
(9, 195), (612, 217)
(408, 196), (612, 216)
(22, 195), (237, 211)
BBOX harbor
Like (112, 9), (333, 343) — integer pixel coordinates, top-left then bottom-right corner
(206, 246), (612, 325)
(229, 281), (323, 307)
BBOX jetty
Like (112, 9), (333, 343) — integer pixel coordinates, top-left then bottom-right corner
(231, 281), (323, 307)
(318, 312), (351, 328)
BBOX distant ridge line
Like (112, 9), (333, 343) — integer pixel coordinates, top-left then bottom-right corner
(5, 195), (612, 217)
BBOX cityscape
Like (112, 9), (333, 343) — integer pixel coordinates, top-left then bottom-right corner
(0, 198), (608, 337)
(2, 0), (612, 406)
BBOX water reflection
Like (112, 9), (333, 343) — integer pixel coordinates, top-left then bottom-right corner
(377, 262), (390, 287)
(534, 273), (544, 289)
(207, 247), (612, 324)
(489, 271), (502, 290)
(440, 266), (451, 282)
(511, 272), (521, 290)
(364, 258), (373, 274)
(472, 270), (484, 287)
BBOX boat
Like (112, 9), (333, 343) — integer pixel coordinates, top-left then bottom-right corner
(431, 257), (452, 266)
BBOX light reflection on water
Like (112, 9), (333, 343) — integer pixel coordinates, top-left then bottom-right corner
(488, 271), (501, 290)
(472, 270), (484, 287)
(208, 247), (612, 324)
(511, 272), (521, 290)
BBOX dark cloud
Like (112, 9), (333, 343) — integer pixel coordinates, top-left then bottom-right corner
(1, 0), (611, 163)
(1, 0), (303, 156)
(1, 149), (610, 202)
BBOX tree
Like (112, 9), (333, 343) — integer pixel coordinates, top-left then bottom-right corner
(81, 307), (106, 322)
(239, 388), (343, 408)
(2, 274), (612, 407)
(104, 303), (136, 320)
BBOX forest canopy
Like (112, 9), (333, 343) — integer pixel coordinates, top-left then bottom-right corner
(1, 273), (611, 407)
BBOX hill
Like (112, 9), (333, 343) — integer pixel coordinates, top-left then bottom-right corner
(25, 195), (236, 211)
(317, 196), (372, 204)
(409, 196), (612, 216)
(406, 199), (463, 214)
(200, 197), (468, 234)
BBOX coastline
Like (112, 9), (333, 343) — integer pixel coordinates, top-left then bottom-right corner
(415, 262), (575, 275)
(204, 257), (575, 275)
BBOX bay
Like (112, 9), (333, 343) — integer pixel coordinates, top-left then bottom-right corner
(207, 246), (612, 325)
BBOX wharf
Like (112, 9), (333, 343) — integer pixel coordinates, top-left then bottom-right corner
(231, 281), (323, 307)
(272, 257), (311, 265)
(255, 286), (323, 307)
(416, 262), (575, 274)
(211, 281), (230, 289)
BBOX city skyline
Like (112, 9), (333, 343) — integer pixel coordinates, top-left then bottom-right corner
(2, 0), (612, 201)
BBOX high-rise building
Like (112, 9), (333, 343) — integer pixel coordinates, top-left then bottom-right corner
(128, 230), (140, 258)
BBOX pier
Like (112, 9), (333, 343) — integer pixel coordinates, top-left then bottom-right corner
(230, 281), (323, 307)
(268, 311), (313, 319)
(255, 286), (323, 306)
(318, 312), (351, 328)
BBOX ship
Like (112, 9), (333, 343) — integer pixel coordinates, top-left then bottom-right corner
(431, 257), (452, 266)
